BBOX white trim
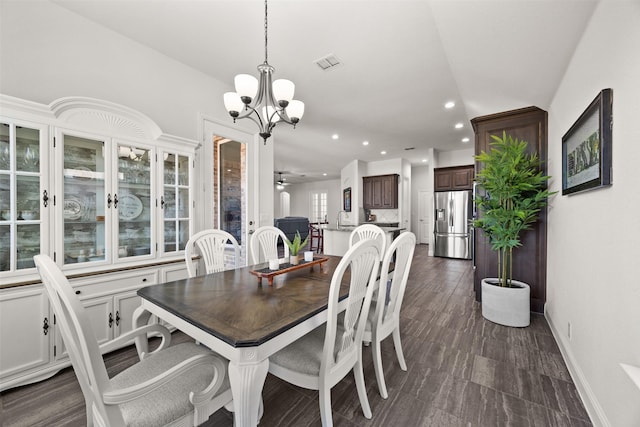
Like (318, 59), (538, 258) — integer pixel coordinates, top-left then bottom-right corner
(545, 308), (609, 427)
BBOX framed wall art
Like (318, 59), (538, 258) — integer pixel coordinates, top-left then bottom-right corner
(562, 88), (613, 195)
(343, 187), (351, 212)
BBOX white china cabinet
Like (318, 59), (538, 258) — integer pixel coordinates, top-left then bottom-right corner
(0, 95), (197, 391)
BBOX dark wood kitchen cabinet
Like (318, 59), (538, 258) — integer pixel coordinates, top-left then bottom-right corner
(434, 165), (474, 191)
(471, 106), (548, 313)
(363, 174), (398, 209)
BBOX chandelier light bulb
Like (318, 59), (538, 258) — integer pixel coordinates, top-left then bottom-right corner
(223, 92), (244, 117)
(273, 79), (295, 106)
(286, 100), (305, 123)
(234, 74), (259, 103)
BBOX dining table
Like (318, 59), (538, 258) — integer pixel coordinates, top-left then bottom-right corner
(136, 255), (349, 427)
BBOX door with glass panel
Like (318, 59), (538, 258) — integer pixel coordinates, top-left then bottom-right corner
(161, 152), (191, 255)
(0, 121), (49, 277)
(115, 141), (153, 259)
(58, 132), (109, 267)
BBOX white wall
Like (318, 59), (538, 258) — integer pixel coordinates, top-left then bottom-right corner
(434, 148), (474, 168)
(546, 2), (640, 426)
(276, 178), (340, 221)
(411, 164), (431, 243)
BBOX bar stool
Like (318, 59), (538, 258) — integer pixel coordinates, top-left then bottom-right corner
(309, 223), (324, 253)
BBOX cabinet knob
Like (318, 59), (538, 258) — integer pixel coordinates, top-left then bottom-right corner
(113, 193), (119, 209)
(107, 193), (112, 208)
(75, 290), (81, 295)
(43, 190), (49, 208)
(142, 278), (147, 282)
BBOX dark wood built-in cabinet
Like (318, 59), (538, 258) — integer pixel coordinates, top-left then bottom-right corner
(362, 174), (398, 209)
(434, 165), (474, 191)
(471, 106), (548, 313)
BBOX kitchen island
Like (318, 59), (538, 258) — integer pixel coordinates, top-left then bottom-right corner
(323, 225), (405, 256)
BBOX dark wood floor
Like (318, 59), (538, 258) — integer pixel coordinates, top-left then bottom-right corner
(0, 245), (592, 426)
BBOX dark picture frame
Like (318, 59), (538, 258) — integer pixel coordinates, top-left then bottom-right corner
(343, 187), (351, 212)
(562, 88), (613, 195)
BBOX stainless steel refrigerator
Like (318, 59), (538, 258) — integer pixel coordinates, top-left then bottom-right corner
(434, 190), (472, 259)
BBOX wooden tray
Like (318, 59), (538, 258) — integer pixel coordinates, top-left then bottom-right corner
(250, 256), (329, 286)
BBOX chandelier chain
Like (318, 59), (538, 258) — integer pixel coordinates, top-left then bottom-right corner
(264, 0), (268, 64)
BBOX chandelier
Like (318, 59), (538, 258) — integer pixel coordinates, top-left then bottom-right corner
(223, 0), (304, 143)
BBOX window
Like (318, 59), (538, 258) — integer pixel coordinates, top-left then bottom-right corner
(310, 191), (327, 223)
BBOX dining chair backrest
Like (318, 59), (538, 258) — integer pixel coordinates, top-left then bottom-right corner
(375, 231), (415, 328)
(364, 231), (416, 398)
(185, 229), (241, 277)
(348, 224), (386, 256)
(34, 254), (125, 424)
(323, 238), (381, 382)
(249, 225), (289, 265)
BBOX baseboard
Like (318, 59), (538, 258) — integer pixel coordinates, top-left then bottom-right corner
(545, 308), (610, 427)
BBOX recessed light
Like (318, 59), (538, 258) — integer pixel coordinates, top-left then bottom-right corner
(332, 134), (339, 140)
(422, 159), (428, 163)
(455, 123), (464, 129)
(380, 151), (387, 155)
(462, 137), (470, 143)
(445, 101), (455, 109)
(322, 173), (327, 176)
(362, 141), (369, 146)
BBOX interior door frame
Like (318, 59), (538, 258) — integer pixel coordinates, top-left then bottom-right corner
(198, 116), (259, 260)
(418, 189), (432, 247)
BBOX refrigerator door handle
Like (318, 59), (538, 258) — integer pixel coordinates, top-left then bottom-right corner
(449, 193), (454, 228)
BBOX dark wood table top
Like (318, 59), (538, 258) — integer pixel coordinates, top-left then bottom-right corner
(138, 255), (348, 348)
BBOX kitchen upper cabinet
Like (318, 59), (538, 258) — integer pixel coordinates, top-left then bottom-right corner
(363, 174), (398, 209)
(471, 106), (548, 313)
(434, 165), (474, 191)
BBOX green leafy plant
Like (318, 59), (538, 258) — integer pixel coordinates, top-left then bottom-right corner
(284, 230), (309, 256)
(473, 131), (556, 287)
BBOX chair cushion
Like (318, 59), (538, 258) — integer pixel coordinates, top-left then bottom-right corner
(111, 342), (229, 427)
(269, 325), (326, 377)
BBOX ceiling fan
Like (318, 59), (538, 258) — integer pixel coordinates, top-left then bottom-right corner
(275, 172), (291, 186)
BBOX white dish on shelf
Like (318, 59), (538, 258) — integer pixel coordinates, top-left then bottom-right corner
(64, 196), (85, 220)
(118, 194), (143, 220)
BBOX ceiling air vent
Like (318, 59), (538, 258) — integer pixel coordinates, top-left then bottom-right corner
(314, 54), (342, 71)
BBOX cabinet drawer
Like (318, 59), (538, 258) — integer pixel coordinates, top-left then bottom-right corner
(70, 270), (158, 298)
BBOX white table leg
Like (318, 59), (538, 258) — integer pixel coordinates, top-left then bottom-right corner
(228, 355), (269, 427)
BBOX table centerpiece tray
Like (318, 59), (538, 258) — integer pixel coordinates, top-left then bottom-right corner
(250, 256), (329, 286)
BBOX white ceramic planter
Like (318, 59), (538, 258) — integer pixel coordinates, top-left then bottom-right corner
(481, 278), (530, 327)
(289, 255), (300, 265)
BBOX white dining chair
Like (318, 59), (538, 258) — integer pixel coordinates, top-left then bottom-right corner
(363, 231), (416, 398)
(268, 239), (381, 427)
(249, 225), (289, 265)
(33, 254), (233, 427)
(348, 223), (387, 255)
(185, 229), (241, 277)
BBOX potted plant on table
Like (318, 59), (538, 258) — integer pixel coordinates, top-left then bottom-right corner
(473, 131), (556, 327)
(284, 231), (309, 265)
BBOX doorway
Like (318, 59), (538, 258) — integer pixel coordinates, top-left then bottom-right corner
(200, 119), (257, 265)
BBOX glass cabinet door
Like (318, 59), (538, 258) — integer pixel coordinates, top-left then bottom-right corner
(116, 143), (152, 259)
(62, 134), (107, 266)
(0, 122), (47, 273)
(162, 153), (190, 254)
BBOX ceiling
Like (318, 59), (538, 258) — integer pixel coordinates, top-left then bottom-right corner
(52, 0), (597, 184)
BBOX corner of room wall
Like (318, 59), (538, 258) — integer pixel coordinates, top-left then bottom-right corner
(546, 2), (640, 426)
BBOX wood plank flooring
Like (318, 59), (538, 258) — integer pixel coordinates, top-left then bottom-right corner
(0, 245), (592, 426)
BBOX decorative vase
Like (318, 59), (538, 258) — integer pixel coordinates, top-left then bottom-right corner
(289, 255), (300, 265)
(481, 278), (530, 327)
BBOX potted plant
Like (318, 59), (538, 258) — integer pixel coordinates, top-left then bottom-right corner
(473, 131), (556, 327)
(284, 231), (309, 265)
